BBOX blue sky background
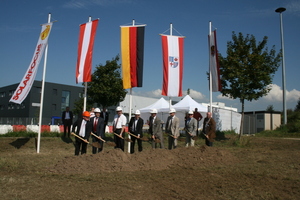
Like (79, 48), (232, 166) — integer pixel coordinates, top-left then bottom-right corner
(1, 0), (300, 112)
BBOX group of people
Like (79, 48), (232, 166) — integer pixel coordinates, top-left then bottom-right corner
(62, 106), (216, 156)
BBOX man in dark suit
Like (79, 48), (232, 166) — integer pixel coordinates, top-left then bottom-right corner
(128, 110), (144, 154)
(62, 107), (73, 137)
(71, 111), (93, 156)
(100, 107), (109, 133)
(91, 108), (104, 154)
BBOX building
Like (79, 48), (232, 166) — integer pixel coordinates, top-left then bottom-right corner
(243, 111), (281, 134)
(0, 81), (84, 125)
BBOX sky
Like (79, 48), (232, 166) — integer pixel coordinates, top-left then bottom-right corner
(1, 0), (300, 112)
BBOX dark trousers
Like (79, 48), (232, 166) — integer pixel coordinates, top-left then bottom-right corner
(75, 137), (87, 155)
(63, 119), (72, 137)
(130, 136), (142, 154)
(205, 138), (213, 147)
(168, 135), (176, 150)
(114, 129), (124, 151)
(92, 133), (103, 154)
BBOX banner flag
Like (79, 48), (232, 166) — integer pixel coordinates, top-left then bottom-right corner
(76, 19), (99, 83)
(120, 25), (145, 89)
(161, 35), (184, 97)
(9, 23), (53, 104)
(209, 30), (221, 92)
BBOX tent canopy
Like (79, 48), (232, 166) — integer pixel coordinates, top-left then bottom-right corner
(139, 97), (170, 113)
(161, 95), (207, 113)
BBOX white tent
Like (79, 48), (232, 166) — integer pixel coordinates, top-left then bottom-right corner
(139, 97), (170, 113)
(160, 95), (207, 113)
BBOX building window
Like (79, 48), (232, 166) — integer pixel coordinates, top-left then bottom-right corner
(0, 105), (4, 110)
(52, 104), (57, 110)
(21, 103), (25, 109)
(61, 90), (70, 110)
(9, 90), (15, 96)
(0, 92), (5, 97)
(53, 89), (57, 95)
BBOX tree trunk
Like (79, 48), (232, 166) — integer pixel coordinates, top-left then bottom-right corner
(239, 99), (245, 139)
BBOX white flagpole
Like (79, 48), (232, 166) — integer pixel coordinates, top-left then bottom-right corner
(209, 21), (213, 112)
(127, 19), (135, 153)
(83, 16), (92, 112)
(37, 13), (51, 153)
(169, 23), (173, 109)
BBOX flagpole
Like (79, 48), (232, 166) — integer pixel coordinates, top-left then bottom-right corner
(169, 23), (172, 109)
(127, 19), (136, 153)
(209, 21), (213, 112)
(37, 13), (51, 153)
(83, 16), (92, 112)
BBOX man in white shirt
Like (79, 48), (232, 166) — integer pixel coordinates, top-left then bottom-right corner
(112, 106), (127, 151)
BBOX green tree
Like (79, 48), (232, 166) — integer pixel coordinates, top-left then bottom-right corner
(219, 32), (281, 135)
(266, 105), (275, 112)
(295, 98), (300, 112)
(87, 55), (127, 108)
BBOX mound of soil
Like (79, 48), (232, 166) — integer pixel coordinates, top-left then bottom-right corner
(49, 146), (237, 174)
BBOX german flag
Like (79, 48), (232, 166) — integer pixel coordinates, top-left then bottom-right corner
(120, 26), (145, 89)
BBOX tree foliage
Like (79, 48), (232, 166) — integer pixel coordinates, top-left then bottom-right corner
(219, 32), (281, 134)
(87, 55), (127, 108)
(219, 32), (281, 104)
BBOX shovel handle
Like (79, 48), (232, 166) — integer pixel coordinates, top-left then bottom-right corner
(71, 132), (88, 143)
(91, 132), (106, 142)
(113, 132), (124, 139)
(127, 132), (139, 138)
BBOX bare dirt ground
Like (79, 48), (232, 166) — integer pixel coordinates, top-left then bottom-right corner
(0, 135), (299, 200)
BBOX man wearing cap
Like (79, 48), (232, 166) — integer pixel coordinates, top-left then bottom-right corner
(166, 108), (180, 150)
(185, 110), (198, 147)
(91, 108), (105, 154)
(72, 111), (93, 155)
(149, 109), (164, 149)
(128, 110), (144, 154)
(113, 106), (127, 151)
(202, 112), (216, 146)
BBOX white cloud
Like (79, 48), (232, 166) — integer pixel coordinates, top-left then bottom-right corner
(286, 1), (300, 15)
(263, 84), (300, 102)
(183, 89), (206, 100)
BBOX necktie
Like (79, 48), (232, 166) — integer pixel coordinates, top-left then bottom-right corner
(94, 118), (98, 132)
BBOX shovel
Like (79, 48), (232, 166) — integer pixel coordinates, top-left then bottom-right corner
(127, 132), (149, 141)
(71, 132), (101, 148)
(113, 132), (132, 142)
(168, 134), (185, 142)
(90, 132), (116, 147)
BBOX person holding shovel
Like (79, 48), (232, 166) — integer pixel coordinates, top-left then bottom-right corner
(72, 111), (93, 156)
(91, 108), (104, 154)
(149, 109), (164, 149)
(112, 106), (127, 151)
(202, 112), (216, 147)
(166, 108), (180, 150)
(185, 110), (198, 147)
(128, 110), (144, 154)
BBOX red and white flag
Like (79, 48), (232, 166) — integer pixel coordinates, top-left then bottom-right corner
(209, 30), (221, 92)
(9, 23), (53, 104)
(76, 19), (99, 83)
(161, 35), (184, 97)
